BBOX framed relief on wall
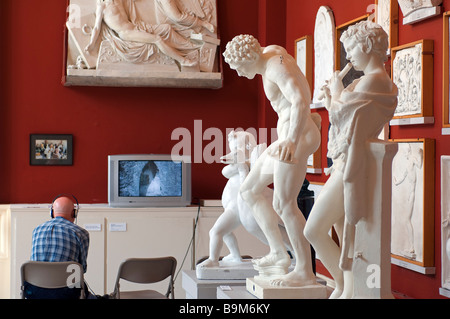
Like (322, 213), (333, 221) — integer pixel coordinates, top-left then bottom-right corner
(375, 0), (399, 53)
(312, 6), (335, 108)
(295, 35), (313, 94)
(443, 12), (450, 134)
(398, 0), (442, 25)
(441, 156), (450, 294)
(64, 0), (222, 88)
(390, 138), (435, 272)
(391, 40), (434, 121)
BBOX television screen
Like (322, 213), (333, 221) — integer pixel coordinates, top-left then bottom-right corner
(108, 154), (191, 207)
(119, 160), (183, 198)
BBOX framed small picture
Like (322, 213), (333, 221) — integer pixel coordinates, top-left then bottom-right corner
(30, 134), (73, 166)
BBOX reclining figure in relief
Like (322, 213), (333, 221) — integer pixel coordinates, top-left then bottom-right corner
(85, 0), (201, 67)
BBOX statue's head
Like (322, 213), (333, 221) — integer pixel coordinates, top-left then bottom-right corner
(340, 20), (389, 66)
(223, 35), (262, 79)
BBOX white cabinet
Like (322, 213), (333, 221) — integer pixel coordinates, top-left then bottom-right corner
(0, 204), (269, 299)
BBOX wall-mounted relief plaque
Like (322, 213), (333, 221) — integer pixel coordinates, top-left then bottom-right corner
(64, 0), (222, 88)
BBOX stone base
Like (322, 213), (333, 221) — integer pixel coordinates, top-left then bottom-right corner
(246, 277), (327, 299)
(196, 259), (258, 280)
(403, 6), (441, 25)
(64, 68), (223, 88)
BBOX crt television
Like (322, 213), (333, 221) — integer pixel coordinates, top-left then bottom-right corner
(108, 154), (192, 207)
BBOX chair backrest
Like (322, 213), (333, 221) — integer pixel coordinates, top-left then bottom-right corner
(114, 257), (177, 298)
(20, 261), (85, 299)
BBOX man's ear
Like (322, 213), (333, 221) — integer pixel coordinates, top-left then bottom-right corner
(364, 38), (373, 54)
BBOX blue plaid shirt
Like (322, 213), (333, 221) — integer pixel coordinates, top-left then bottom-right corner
(31, 217), (90, 273)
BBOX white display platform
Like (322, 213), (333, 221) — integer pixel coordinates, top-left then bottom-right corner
(182, 270), (246, 299)
(390, 116), (434, 126)
(403, 6), (441, 25)
(246, 277), (327, 299)
(196, 259), (258, 280)
(217, 285), (257, 299)
(439, 287), (450, 298)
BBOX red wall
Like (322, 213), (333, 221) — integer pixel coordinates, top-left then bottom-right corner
(0, 0), (263, 204)
(286, 0), (450, 299)
(2, 0), (448, 299)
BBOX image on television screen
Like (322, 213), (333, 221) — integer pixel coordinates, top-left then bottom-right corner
(118, 160), (182, 197)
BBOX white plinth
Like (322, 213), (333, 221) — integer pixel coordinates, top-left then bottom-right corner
(439, 287), (450, 298)
(403, 6), (441, 25)
(217, 285), (257, 299)
(196, 260), (259, 280)
(182, 270), (246, 299)
(246, 277), (327, 299)
(64, 69), (223, 89)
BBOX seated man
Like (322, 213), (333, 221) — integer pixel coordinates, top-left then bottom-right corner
(24, 195), (90, 299)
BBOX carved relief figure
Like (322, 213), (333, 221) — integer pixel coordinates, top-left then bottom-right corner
(197, 131), (292, 270)
(393, 43), (422, 117)
(304, 20), (397, 298)
(84, 0), (200, 67)
(392, 143), (423, 260)
(155, 0), (215, 35)
(224, 35), (321, 288)
(398, 0), (442, 17)
(313, 6), (335, 105)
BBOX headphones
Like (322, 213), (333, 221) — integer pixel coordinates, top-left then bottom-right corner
(50, 194), (79, 219)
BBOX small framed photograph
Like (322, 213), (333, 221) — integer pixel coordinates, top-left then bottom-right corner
(30, 134), (73, 166)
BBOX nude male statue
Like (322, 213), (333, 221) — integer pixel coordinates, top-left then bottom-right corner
(223, 35), (321, 287)
(85, 0), (196, 66)
(304, 20), (398, 298)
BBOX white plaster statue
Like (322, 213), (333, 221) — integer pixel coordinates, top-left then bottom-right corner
(304, 20), (398, 298)
(197, 131), (292, 270)
(223, 35), (321, 288)
(85, 0), (200, 67)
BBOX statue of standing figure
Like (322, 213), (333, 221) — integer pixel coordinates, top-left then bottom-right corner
(304, 20), (398, 299)
(197, 131), (292, 270)
(223, 35), (321, 288)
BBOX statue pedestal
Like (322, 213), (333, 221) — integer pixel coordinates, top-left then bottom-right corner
(352, 140), (398, 299)
(246, 277), (327, 299)
(196, 260), (258, 280)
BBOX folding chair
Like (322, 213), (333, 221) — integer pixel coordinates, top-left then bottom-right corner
(20, 261), (86, 299)
(112, 257), (177, 299)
